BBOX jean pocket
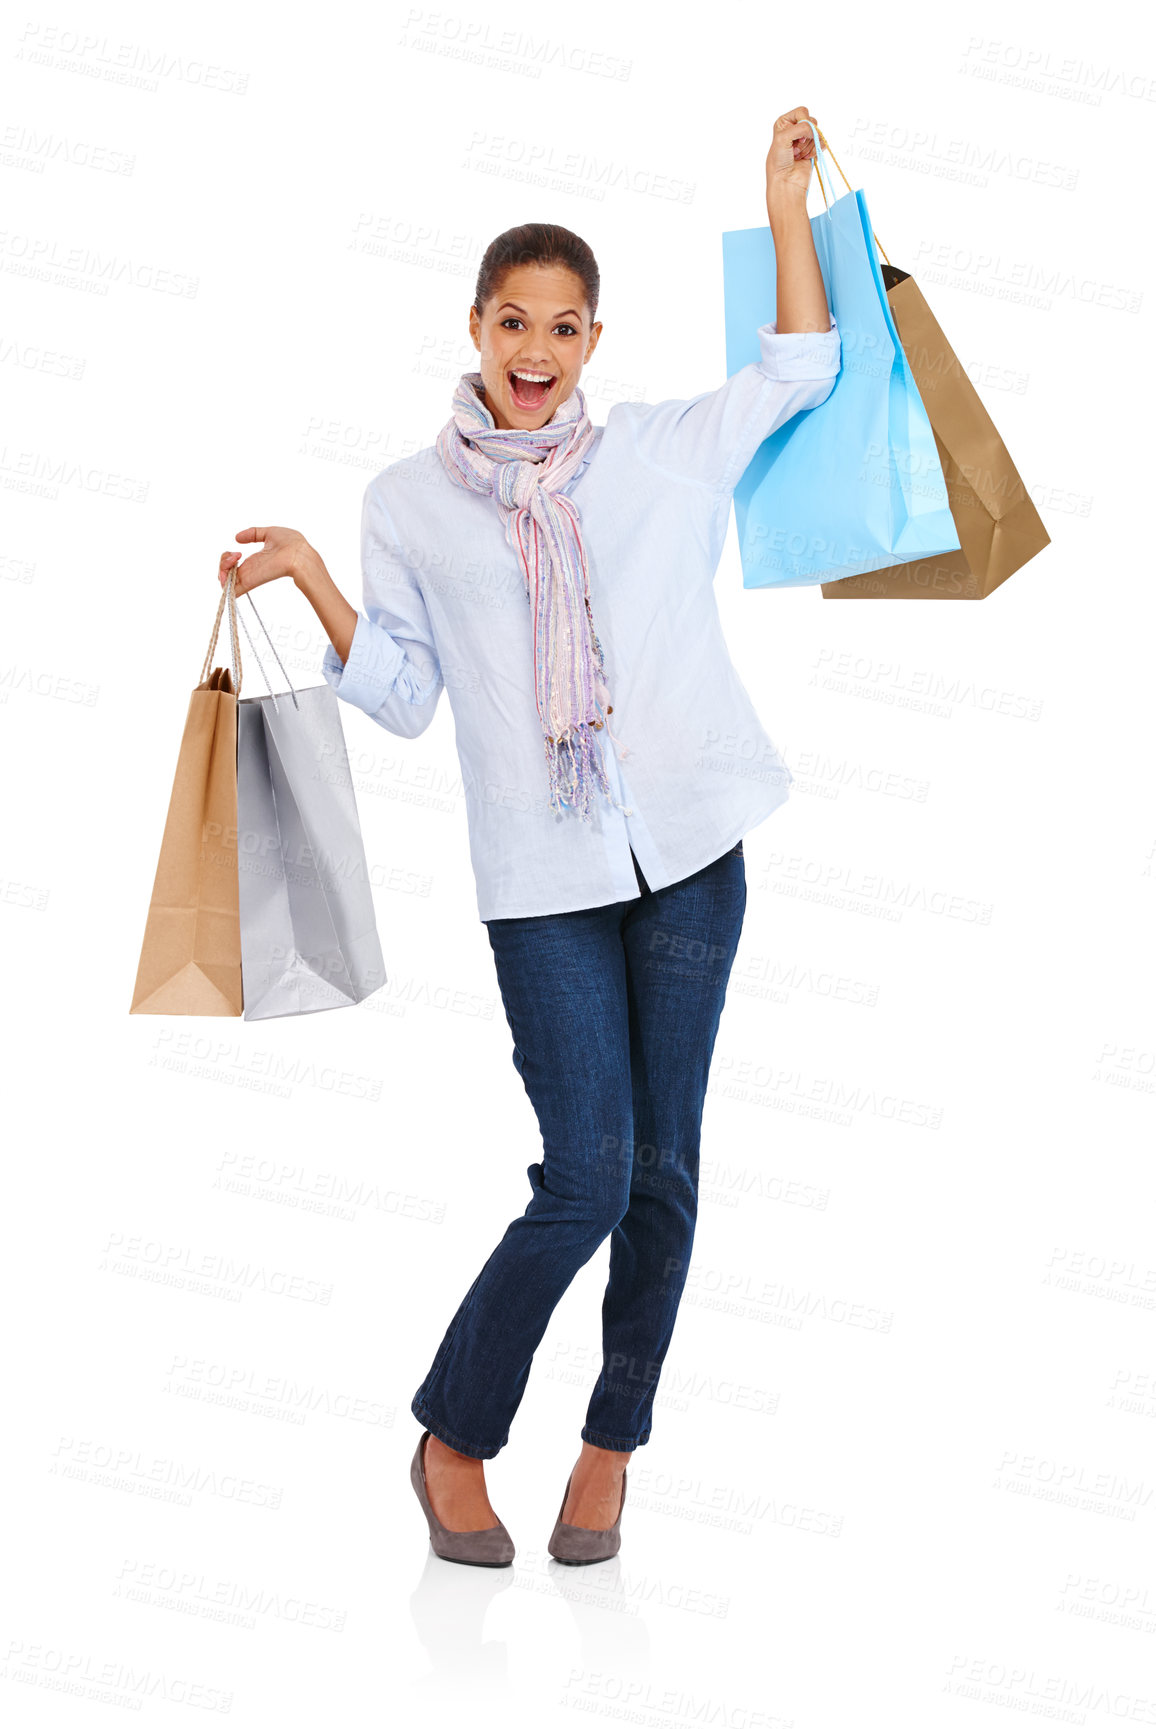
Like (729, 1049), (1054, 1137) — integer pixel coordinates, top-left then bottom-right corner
(730, 839), (744, 858)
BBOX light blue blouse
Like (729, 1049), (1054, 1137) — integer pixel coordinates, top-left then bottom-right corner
(321, 318), (841, 922)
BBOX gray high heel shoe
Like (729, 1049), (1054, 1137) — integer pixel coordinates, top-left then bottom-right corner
(547, 1466), (628, 1564)
(410, 1431), (515, 1567)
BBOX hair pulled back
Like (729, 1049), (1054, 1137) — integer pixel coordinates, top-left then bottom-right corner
(473, 223), (600, 324)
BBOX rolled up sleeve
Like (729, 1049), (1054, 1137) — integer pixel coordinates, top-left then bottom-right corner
(321, 480), (445, 739)
(756, 318), (842, 383)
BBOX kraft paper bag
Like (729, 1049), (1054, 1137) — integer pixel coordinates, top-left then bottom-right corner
(821, 272), (1051, 600)
(236, 680), (386, 1021)
(129, 586), (243, 1016)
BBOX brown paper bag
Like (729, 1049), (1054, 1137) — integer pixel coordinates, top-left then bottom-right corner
(129, 583), (243, 1015)
(822, 264), (1051, 599)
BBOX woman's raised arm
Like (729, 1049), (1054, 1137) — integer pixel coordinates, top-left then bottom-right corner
(765, 107), (830, 335)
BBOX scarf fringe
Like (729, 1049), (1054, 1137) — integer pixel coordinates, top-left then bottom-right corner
(546, 722), (633, 821)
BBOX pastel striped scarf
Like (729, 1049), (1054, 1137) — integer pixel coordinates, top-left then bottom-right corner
(435, 370), (629, 822)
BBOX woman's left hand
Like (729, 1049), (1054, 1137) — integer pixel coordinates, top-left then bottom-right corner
(765, 108), (818, 198)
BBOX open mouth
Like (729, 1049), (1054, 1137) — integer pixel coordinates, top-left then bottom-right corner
(508, 370), (557, 411)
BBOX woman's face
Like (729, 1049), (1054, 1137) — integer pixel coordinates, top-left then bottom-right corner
(468, 263), (603, 431)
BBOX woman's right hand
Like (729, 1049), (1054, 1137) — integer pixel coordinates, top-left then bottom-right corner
(220, 526), (357, 667)
(218, 525), (316, 597)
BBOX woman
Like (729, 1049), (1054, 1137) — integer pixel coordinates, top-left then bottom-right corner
(221, 106), (840, 1569)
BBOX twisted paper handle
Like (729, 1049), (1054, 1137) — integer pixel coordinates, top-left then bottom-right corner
(201, 569), (242, 693)
(199, 568), (302, 711)
(807, 120), (893, 266)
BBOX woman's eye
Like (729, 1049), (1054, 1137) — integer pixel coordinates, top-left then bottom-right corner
(500, 318), (578, 336)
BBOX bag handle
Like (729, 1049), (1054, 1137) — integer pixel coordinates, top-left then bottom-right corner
(806, 123), (839, 212)
(199, 570), (300, 711)
(807, 121), (893, 267)
(236, 588), (301, 713)
(201, 569), (242, 694)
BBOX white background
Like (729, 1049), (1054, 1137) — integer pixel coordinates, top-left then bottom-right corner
(2, 0), (1154, 1724)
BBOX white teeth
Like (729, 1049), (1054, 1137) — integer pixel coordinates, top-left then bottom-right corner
(511, 370), (553, 384)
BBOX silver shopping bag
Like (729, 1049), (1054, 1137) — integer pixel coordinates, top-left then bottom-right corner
(234, 598), (386, 1021)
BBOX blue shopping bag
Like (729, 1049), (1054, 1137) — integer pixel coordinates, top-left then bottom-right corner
(722, 133), (960, 588)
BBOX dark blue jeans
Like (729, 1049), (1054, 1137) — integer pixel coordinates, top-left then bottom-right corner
(411, 840), (747, 1459)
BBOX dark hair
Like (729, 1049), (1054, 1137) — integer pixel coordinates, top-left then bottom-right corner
(473, 223), (600, 325)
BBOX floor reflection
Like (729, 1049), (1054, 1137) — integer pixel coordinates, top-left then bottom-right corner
(409, 1548), (514, 1687)
(409, 1540), (651, 1688)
